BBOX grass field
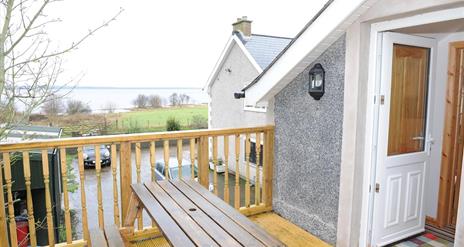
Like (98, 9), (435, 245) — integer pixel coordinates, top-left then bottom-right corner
(30, 104), (208, 136)
(112, 105), (207, 131)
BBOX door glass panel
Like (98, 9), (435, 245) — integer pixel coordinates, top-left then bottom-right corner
(388, 44), (430, 156)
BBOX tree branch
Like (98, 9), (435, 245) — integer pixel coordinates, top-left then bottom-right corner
(4, 0), (49, 56)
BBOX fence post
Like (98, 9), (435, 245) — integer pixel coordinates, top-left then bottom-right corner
(120, 142), (132, 222)
(263, 128), (274, 208)
(198, 136), (209, 188)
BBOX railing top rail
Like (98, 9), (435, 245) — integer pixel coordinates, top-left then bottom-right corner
(0, 125), (274, 152)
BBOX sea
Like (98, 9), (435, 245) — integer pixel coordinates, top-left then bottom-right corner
(54, 87), (209, 113)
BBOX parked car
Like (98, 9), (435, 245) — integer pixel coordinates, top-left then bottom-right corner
(83, 145), (111, 168)
(155, 158), (198, 180)
(209, 161), (225, 173)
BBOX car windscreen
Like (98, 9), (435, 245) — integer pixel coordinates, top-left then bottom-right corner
(169, 165), (198, 179)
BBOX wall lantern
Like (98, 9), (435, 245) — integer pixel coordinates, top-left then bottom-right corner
(308, 63), (325, 100)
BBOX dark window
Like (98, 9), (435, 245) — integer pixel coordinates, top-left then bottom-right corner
(245, 139), (263, 166)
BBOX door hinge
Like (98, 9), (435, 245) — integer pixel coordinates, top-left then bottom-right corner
(380, 95), (385, 105)
(375, 183), (380, 193)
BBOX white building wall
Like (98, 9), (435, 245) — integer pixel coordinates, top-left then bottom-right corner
(209, 41), (274, 184)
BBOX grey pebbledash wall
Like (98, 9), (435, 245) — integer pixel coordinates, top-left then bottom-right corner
(273, 35), (346, 244)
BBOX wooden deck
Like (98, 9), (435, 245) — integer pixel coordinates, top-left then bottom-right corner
(131, 212), (329, 247)
(250, 213), (331, 247)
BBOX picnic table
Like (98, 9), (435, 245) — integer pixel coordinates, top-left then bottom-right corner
(124, 179), (285, 247)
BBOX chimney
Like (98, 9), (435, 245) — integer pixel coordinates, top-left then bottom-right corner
(232, 16), (252, 37)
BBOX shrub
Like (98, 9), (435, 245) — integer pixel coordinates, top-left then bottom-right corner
(166, 117), (181, 131)
(190, 114), (208, 129)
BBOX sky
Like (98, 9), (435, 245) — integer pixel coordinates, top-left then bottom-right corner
(45, 0), (328, 88)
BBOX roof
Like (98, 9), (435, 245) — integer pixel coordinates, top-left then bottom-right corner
(2, 125), (62, 144)
(243, 0), (377, 107)
(238, 33), (292, 70)
(204, 32), (292, 94)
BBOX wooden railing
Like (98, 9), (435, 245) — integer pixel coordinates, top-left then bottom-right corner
(0, 126), (275, 247)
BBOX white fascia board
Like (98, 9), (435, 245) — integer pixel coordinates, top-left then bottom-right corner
(244, 0), (374, 107)
(204, 36), (235, 95)
(204, 34), (262, 95)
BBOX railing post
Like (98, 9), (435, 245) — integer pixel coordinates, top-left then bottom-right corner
(120, 142), (132, 222)
(0, 155), (8, 245)
(198, 136), (209, 188)
(263, 128), (275, 208)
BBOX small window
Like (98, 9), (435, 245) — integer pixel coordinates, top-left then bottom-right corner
(245, 139), (263, 166)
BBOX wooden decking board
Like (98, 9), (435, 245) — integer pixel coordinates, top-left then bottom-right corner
(170, 180), (266, 247)
(104, 224), (125, 247)
(249, 213), (331, 247)
(89, 228), (108, 247)
(145, 182), (219, 247)
(157, 180), (242, 247)
(131, 184), (195, 247)
(184, 180), (284, 247)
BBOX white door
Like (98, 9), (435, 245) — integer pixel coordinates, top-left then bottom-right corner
(372, 32), (436, 246)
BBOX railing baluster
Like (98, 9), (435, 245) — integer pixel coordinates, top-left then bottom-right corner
(22, 151), (37, 246)
(212, 136), (218, 195)
(263, 129), (274, 207)
(177, 139), (183, 179)
(190, 139), (195, 179)
(224, 135), (230, 203)
(3, 153), (17, 247)
(164, 140), (169, 179)
(110, 144), (120, 226)
(41, 150), (55, 246)
(95, 145), (104, 229)
(149, 141), (156, 227)
(0, 154), (7, 246)
(255, 132), (261, 205)
(77, 147), (89, 242)
(234, 134), (240, 209)
(135, 142), (143, 230)
(60, 148), (73, 243)
(245, 133), (251, 208)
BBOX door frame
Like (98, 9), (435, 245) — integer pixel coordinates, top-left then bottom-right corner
(359, 7), (464, 247)
(435, 41), (464, 228)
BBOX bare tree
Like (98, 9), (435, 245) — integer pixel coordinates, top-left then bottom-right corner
(148, 94), (162, 108)
(0, 0), (123, 139)
(168, 93), (179, 106)
(103, 101), (117, 113)
(132, 94), (148, 108)
(66, 99), (91, 115)
(41, 95), (63, 116)
(179, 93), (190, 105)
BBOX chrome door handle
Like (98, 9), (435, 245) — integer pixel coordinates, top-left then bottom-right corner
(412, 136), (424, 140)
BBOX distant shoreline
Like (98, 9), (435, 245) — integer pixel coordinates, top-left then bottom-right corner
(56, 86), (204, 90)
